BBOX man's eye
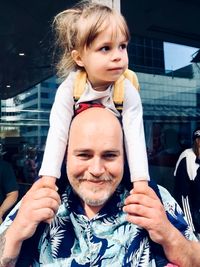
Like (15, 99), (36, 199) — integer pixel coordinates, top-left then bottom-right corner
(77, 153), (90, 159)
(103, 153), (118, 160)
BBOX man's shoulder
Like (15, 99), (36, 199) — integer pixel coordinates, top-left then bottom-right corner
(157, 184), (183, 207)
(157, 185), (173, 200)
(157, 184), (197, 240)
(157, 184), (184, 218)
(0, 201), (21, 234)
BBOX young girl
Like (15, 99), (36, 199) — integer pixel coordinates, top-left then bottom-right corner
(39, 1), (150, 192)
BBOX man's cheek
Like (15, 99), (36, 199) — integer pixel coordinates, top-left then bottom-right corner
(70, 159), (86, 171)
(112, 161), (123, 175)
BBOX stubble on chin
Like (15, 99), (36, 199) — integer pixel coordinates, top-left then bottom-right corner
(76, 185), (113, 207)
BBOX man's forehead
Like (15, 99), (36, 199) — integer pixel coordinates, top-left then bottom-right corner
(69, 130), (122, 146)
(70, 108), (122, 134)
(68, 108), (123, 147)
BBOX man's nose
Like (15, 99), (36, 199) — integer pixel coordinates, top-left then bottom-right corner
(88, 157), (105, 177)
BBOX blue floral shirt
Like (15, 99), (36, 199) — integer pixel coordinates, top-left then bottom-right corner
(0, 184), (197, 267)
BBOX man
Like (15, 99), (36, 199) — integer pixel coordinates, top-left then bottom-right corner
(174, 127), (200, 239)
(0, 108), (199, 267)
(0, 159), (19, 224)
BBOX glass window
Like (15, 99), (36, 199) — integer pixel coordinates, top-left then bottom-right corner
(1, 38), (200, 201)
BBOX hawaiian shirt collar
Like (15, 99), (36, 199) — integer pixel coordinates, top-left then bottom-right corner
(62, 184), (129, 219)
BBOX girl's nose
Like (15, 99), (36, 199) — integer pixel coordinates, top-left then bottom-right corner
(111, 48), (122, 61)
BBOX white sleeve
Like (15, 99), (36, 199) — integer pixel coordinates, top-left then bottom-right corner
(122, 79), (150, 182)
(39, 73), (75, 178)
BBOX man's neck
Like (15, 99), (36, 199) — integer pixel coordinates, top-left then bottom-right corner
(82, 202), (104, 219)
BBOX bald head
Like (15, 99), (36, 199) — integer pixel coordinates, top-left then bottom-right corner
(68, 107), (123, 150)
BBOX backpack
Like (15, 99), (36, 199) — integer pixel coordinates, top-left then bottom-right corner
(73, 69), (140, 110)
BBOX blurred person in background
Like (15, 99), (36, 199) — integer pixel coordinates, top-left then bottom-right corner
(174, 128), (200, 240)
(0, 148), (19, 224)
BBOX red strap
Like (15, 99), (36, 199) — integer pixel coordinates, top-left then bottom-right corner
(75, 103), (105, 115)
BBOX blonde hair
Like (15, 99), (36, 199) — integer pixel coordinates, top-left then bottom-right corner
(53, 0), (130, 78)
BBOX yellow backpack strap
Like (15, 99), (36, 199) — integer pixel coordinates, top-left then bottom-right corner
(73, 69), (139, 110)
(112, 74), (125, 107)
(124, 69), (140, 91)
(73, 70), (87, 101)
(113, 69), (140, 109)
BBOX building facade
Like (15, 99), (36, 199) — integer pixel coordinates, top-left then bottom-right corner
(0, 37), (200, 195)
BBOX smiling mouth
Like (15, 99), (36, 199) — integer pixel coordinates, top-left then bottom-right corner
(87, 180), (105, 183)
(81, 180), (108, 186)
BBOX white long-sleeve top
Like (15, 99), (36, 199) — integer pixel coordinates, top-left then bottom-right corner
(39, 71), (150, 182)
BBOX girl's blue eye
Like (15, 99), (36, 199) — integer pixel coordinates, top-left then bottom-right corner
(120, 43), (127, 50)
(100, 46), (110, 52)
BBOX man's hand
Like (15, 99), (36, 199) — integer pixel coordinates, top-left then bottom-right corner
(0, 178), (61, 267)
(123, 185), (200, 266)
(123, 185), (175, 245)
(10, 178), (61, 242)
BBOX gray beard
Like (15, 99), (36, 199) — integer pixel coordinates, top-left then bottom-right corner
(81, 195), (109, 207)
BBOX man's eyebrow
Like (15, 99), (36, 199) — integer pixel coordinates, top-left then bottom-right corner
(104, 150), (121, 154)
(73, 149), (120, 153)
(73, 149), (91, 153)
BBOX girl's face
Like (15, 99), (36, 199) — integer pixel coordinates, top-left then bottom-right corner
(73, 24), (129, 91)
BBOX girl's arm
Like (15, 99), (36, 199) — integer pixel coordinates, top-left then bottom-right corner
(122, 79), (150, 182)
(39, 72), (75, 179)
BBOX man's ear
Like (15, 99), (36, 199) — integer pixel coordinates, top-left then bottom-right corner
(71, 50), (84, 67)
